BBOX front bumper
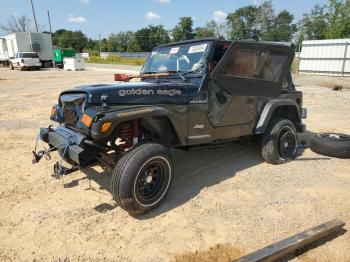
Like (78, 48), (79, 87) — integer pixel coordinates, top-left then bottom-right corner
(40, 126), (96, 167)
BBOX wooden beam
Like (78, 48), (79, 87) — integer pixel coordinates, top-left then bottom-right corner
(234, 219), (345, 262)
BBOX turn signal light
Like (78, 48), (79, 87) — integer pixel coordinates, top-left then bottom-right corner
(81, 113), (92, 127)
(101, 122), (112, 133)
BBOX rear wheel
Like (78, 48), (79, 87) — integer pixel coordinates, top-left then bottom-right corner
(19, 64), (23, 71)
(111, 143), (173, 215)
(10, 63), (14, 70)
(262, 118), (298, 165)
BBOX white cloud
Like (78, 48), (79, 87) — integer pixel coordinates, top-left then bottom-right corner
(156, 0), (170, 4)
(68, 15), (87, 23)
(80, 0), (90, 4)
(145, 11), (161, 21)
(213, 10), (227, 24)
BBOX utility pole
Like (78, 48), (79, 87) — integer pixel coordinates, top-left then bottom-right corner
(99, 34), (102, 56)
(30, 0), (39, 32)
(47, 10), (55, 68)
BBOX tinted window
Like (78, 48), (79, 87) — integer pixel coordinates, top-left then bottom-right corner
(218, 46), (289, 82)
(255, 51), (288, 81)
(19, 53), (39, 58)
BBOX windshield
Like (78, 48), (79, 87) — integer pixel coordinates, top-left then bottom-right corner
(141, 41), (212, 75)
(20, 53), (39, 58)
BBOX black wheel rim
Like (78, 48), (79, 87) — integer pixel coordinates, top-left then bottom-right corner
(134, 157), (170, 206)
(277, 126), (297, 160)
(319, 133), (350, 141)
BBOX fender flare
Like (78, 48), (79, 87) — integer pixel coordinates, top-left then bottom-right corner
(255, 99), (301, 134)
(90, 106), (186, 145)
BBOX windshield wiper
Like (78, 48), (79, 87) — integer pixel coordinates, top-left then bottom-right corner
(182, 63), (205, 76)
(174, 71), (186, 81)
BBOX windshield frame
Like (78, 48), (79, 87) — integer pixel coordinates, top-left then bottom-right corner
(141, 40), (214, 78)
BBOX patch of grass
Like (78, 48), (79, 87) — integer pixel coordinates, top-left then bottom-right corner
(86, 55), (146, 66)
(291, 58), (300, 74)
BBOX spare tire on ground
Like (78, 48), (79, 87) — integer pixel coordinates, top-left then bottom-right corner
(310, 133), (350, 159)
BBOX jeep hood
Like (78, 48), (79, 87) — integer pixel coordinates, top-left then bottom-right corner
(60, 81), (199, 105)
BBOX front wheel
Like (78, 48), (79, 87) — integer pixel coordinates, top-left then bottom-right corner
(10, 63), (14, 70)
(262, 118), (298, 165)
(111, 143), (173, 215)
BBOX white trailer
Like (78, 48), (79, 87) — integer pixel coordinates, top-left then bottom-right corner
(0, 32), (53, 67)
(0, 38), (9, 66)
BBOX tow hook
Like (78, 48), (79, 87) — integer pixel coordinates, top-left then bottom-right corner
(32, 150), (50, 164)
(53, 162), (80, 178)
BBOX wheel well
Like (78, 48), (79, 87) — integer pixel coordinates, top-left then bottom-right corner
(140, 116), (179, 146)
(270, 105), (301, 124)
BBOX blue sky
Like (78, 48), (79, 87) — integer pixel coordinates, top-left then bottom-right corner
(0, 0), (329, 39)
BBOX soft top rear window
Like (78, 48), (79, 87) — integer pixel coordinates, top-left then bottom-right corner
(20, 53), (39, 58)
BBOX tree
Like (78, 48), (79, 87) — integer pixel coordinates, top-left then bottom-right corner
(0, 15), (32, 34)
(298, 5), (328, 41)
(227, 5), (259, 40)
(53, 29), (88, 52)
(135, 25), (170, 51)
(256, 0), (275, 38)
(298, 0), (350, 41)
(264, 10), (297, 41)
(205, 20), (227, 39)
(227, 1), (296, 41)
(172, 17), (195, 42)
(325, 0), (350, 38)
(108, 31), (140, 52)
(195, 26), (215, 39)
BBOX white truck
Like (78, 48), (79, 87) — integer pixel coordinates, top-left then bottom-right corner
(0, 32), (53, 67)
(9, 52), (42, 70)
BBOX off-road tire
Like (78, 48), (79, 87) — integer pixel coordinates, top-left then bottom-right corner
(10, 63), (14, 70)
(19, 64), (23, 71)
(111, 143), (173, 215)
(262, 118), (297, 165)
(310, 133), (350, 159)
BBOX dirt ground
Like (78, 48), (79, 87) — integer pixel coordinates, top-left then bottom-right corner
(0, 68), (349, 262)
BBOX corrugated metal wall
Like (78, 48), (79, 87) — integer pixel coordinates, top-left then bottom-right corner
(299, 39), (350, 77)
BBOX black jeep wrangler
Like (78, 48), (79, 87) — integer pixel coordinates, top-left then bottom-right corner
(33, 38), (307, 215)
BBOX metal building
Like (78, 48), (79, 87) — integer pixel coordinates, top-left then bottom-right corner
(299, 39), (350, 77)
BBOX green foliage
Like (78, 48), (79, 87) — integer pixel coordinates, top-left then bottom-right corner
(134, 25), (170, 51)
(53, 29), (88, 52)
(227, 1), (297, 41)
(194, 26), (215, 39)
(227, 5), (258, 40)
(86, 55), (146, 66)
(107, 31), (140, 52)
(172, 17), (195, 42)
(298, 0), (350, 41)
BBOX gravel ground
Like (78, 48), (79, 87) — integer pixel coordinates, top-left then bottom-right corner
(0, 68), (349, 262)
